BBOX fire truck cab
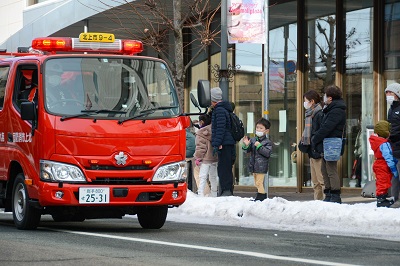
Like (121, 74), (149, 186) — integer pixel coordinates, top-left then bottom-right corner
(0, 33), (190, 229)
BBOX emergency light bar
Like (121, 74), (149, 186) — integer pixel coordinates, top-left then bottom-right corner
(31, 34), (143, 55)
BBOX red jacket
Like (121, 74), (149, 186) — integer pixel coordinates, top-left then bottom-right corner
(369, 134), (399, 196)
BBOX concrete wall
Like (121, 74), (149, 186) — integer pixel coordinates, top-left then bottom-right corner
(0, 0), (128, 52)
(0, 0), (25, 46)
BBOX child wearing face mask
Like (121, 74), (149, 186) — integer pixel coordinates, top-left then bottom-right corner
(242, 118), (273, 201)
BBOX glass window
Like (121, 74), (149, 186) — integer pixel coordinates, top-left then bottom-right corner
(44, 58), (180, 118)
(0, 66), (9, 109)
(236, 0), (298, 188)
(344, 1), (373, 188)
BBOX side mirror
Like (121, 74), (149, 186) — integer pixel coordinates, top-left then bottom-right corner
(197, 80), (211, 108)
(190, 93), (201, 112)
(21, 101), (37, 136)
(21, 101), (36, 121)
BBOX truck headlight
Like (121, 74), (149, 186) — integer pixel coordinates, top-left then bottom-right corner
(153, 161), (187, 182)
(40, 160), (85, 183)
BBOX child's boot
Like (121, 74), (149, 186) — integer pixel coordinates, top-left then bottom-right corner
(377, 194), (394, 208)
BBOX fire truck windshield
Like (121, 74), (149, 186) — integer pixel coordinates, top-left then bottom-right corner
(44, 57), (180, 119)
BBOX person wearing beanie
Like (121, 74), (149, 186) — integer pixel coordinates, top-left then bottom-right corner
(385, 82), (400, 207)
(210, 87), (223, 102)
(369, 120), (399, 207)
(210, 87), (236, 196)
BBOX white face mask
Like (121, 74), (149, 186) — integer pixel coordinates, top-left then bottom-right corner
(387, 95), (395, 105)
(303, 101), (311, 109)
(255, 131), (264, 137)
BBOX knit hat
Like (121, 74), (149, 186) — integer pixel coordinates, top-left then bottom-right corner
(374, 120), (391, 139)
(385, 83), (400, 99)
(210, 87), (222, 102)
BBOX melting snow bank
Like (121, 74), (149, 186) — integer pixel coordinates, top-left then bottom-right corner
(167, 191), (400, 241)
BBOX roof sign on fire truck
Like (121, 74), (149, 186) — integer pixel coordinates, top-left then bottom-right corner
(79, 32), (115, 43)
(31, 33), (143, 55)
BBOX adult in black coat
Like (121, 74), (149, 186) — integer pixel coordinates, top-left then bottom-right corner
(210, 87), (236, 196)
(312, 85), (346, 203)
(385, 82), (400, 204)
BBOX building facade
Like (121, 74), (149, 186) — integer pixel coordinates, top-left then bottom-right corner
(1, 0), (399, 192)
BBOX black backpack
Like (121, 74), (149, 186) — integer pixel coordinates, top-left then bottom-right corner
(229, 112), (245, 142)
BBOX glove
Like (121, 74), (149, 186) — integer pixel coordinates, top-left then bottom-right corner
(195, 159), (202, 166)
(213, 146), (218, 156)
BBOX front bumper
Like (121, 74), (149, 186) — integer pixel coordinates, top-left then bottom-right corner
(37, 182), (187, 207)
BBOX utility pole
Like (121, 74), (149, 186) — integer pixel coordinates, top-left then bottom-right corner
(220, 0), (228, 100)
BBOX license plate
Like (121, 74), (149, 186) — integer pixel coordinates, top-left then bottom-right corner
(78, 32), (115, 43)
(79, 187), (110, 204)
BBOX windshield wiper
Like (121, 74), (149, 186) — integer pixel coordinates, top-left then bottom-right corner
(118, 106), (178, 124)
(60, 109), (127, 122)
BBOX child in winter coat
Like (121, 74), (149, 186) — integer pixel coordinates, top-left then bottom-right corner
(194, 114), (219, 197)
(242, 118), (273, 201)
(369, 120), (399, 207)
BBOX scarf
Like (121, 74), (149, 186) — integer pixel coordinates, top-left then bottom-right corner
(301, 103), (322, 145)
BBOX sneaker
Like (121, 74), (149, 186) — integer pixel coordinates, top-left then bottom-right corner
(377, 198), (394, 208)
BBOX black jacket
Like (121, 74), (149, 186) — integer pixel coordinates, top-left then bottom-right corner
(388, 101), (400, 158)
(211, 101), (236, 147)
(312, 98), (346, 154)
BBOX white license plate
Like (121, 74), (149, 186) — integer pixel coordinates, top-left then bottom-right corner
(79, 187), (110, 204)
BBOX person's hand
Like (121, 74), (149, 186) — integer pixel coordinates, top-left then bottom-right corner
(195, 159), (202, 166)
(243, 136), (250, 146)
(254, 141), (260, 146)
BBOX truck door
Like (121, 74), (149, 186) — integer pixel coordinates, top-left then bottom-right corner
(0, 65), (10, 181)
(8, 62), (40, 180)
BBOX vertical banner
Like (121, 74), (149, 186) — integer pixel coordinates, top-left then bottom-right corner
(269, 61), (285, 93)
(227, 0), (266, 44)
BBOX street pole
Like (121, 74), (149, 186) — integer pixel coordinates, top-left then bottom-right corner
(263, 0), (270, 197)
(220, 0), (228, 100)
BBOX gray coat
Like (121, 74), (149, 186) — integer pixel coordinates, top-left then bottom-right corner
(242, 135), (273, 173)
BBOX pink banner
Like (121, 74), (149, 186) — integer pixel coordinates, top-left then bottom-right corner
(227, 0), (266, 44)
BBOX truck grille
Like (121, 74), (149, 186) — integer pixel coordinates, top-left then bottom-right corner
(90, 178), (148, 185)
(86, 165), (151, 170)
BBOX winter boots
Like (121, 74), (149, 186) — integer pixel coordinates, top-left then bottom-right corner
(329, 190), (342, 204)
(253, 193), (267, 201)
(377, 194), (394, 208)
(323, 189), (331, 202)
(323, 189), (341, 203)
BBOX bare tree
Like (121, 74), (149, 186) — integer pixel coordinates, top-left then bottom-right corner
(81, 0), (221, 107)
(308, 16), (360, 88)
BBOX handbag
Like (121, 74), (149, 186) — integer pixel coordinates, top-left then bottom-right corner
(323, 125), (346, 161)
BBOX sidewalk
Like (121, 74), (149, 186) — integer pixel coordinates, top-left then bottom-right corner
(233, 186), (376, 204)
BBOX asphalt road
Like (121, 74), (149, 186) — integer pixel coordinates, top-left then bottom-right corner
(0, 212), (399, 266)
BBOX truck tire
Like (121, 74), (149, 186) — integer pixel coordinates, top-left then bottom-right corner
(137, 206), (168, 229)
(12, 174), (41, 230)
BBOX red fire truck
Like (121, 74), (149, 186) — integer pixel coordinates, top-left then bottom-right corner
(0, 33), (191, 230)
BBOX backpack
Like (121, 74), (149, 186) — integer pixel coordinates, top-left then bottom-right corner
(229, 112), (245, 142)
